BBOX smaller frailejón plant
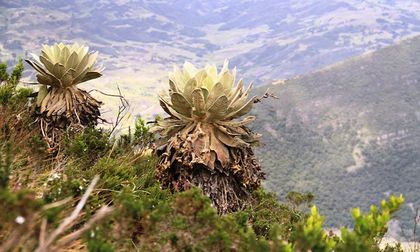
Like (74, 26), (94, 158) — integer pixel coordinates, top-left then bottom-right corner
(151, 60), (265, 213)
(26, 43), (103, 136)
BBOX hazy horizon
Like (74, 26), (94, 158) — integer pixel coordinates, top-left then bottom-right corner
(1, 0), (420, 120)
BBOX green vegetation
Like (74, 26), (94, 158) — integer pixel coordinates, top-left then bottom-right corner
(0, 59), (409, 251)
(0, 59), (30, 105)
(252, 36), (420, 233)
(292, 195), (405, 252)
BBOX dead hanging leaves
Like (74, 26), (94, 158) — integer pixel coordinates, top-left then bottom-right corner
(36, 86), (103, 153)
(155, 121), (265, 214)
(37, 86), (102, 127)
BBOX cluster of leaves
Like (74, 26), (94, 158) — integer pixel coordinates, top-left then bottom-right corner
(292, 195), (405, 252)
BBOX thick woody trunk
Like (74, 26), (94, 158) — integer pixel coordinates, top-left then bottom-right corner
(156, 136), (265, 214)
(36, 86), (102, 151)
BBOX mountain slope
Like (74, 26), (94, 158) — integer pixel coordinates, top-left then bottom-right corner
(251, 35), (420, 232)
(1, 0), (420, 117)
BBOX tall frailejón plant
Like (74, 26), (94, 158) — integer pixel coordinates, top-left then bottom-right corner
(151, 60), (265, 213)
(26, 43), (103, 135)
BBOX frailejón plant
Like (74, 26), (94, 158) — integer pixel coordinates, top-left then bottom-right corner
(26, 43), (103, 131)
(151, 60), (264, 213)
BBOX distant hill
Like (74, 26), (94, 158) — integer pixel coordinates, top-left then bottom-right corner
(251, 35), (420, 233)
(2, 0), (420, 83)
(1, 1), (420, 117)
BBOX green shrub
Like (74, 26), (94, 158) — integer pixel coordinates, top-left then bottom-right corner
(337, 195), (404, 252)
(117, 116), (154, 151)
(292, 195), (405, 252)
(233, 189), (309, 240)
(0, 59), (27, 105)
(64, 127), (110, 164)
(0, 63), (8, 81)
